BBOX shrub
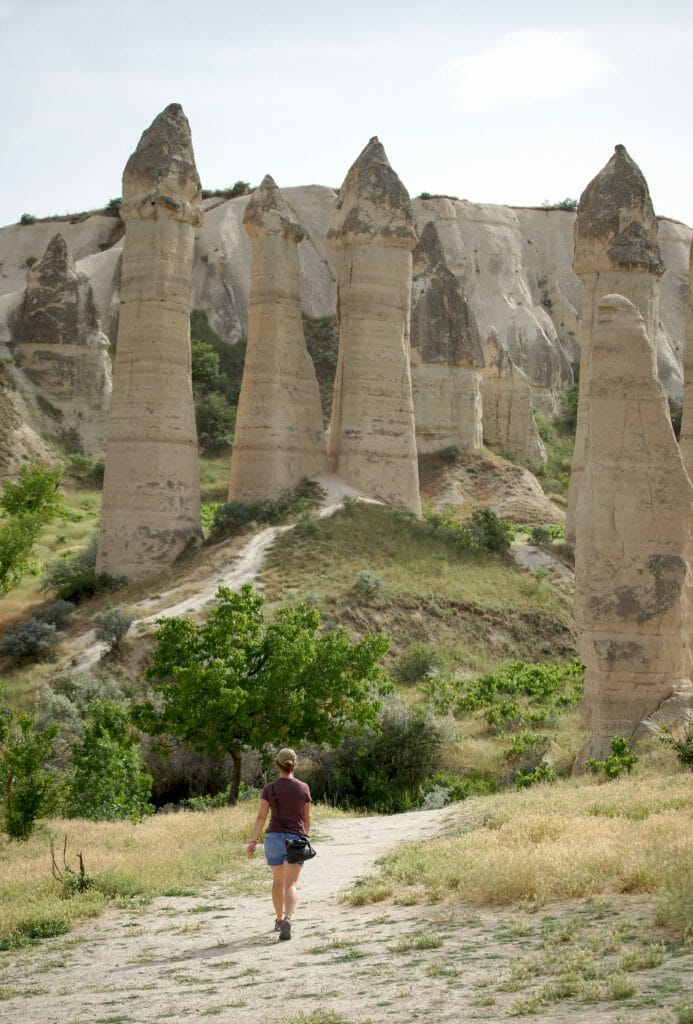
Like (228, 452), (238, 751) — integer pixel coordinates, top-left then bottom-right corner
(530, 525), (552, 545)
(395, 642), (447, 684)
(42, 535), (124, 601)
(0, 697), (58, 840)
(470, 508), (512, 553)
(66, 700), (153, 821)
(655, 712), (693, 770)
(352, 570), (384, 598)
(0, 618), (64, 663)
(458, 660), (584, 731)
(31, 600), (76, 628)
(92, 605), (134, 652)
(209, 480), (324, 540)
(107, 197), (122, 212)
(425, 505), (512, 555)
(441, 445), (462, 463)
(19, 213), (36, 225)
(586, 737), (639, 779)
(305, 700), (445, 813)
(195, 392), (235, 451)
(65, 453), (105, 487)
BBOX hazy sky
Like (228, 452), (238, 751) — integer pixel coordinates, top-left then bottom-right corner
(1, 0), (691, 228)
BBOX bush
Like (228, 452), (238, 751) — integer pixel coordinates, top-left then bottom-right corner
(441, 445), (462, 463)
(209, 480), (324, 540)
(65, 454), (104, 487)
(19, 213), (36, 225)
(586, 737), (639, 779)
(31, 600), (76, 628)
(655, 712), (693, 770)
(92, 605), (134, 652)
(352, 570), (384, 598)
(66, 700), (153, 821)
(458, 660), (584, 731)
(395, 642), (447, 684)
(305, 700), (445, 813)
(42, 535), (124, 601)
(0, 618), (64, 663)
(530, 525), (552, 545)
(425, 505), (512, 555)
(1, 697), (58, 840)
(195, 392), (235, 451)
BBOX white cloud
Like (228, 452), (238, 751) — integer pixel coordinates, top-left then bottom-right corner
(447, 30), (614, 113)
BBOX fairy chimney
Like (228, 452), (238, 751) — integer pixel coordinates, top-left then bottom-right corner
(410, 221), (484, 453)
(327, 137), (421, 514)
(567, 145), (665, 540)
(97, 103), (203, 581)
(12, 233), (111, 451)
(229, 176), (326, 500)
(574, 294), (693, 767)
(480, 327), (546, 466)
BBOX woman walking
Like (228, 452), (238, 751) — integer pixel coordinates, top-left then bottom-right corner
(246, 748), (312, 941)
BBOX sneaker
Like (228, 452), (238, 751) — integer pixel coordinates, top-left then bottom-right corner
(279, 917), (292, 941)
(274, 919), (282, 932)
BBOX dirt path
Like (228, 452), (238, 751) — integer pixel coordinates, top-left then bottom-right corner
(68, 474), (371, 672)
(2, 808), (688, 1024)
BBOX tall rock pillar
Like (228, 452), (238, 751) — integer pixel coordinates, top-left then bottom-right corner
(680, 237), (693, 478)
(410, 221), (484, 453)
(97, 104), (203, 581)
(229, 175), (326, 500)
(574, 294), (693, 766)
(327, 138), (421, 514)
(567, 145), (665, 541)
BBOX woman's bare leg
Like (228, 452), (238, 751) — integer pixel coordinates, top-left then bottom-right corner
(282, 862), (302, 919)
(270, 865), (285, 920)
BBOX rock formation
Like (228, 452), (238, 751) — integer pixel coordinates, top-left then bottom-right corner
(10, 233), (111, 452)
(567, 145), (665, 540)
(97, 104), (203, 582)
(680, 236), (693, 478)
(327, 138), (421, 514)
(574, 294), (693, 765)
(410, 221), (484, 453)
(229, 175), (326, 500)
(480, 327), (546, 466)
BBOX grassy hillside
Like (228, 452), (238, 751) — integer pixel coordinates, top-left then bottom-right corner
(260, 501), (575, 675)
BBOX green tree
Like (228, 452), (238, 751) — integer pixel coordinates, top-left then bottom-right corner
(0, 691), (58, 840)
(0, 462), (67, 595)
(67, 700), (153, 820)
(133, 584), (390, 803)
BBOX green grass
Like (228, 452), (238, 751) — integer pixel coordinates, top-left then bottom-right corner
(261, 502), (575, 674)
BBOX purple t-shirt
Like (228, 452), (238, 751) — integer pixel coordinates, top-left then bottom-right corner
(261, 777), (312, 836)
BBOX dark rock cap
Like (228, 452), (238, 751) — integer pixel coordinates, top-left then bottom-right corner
(574, 145), (663, 273)
(411, 222), (484, 367)
(122, 103), (202, 223)
(328, 137), (417, 249)
(243, 174), (304, 242)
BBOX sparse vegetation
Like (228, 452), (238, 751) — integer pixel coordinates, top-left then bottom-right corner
(586, 736), (639, 779)
(91, 604), (133, 652)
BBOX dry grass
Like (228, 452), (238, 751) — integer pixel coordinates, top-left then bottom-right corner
(361, 770), (693, 926)
(0, 801), (347, 943)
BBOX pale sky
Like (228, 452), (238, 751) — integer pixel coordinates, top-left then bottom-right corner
(1, 0), (692, 228)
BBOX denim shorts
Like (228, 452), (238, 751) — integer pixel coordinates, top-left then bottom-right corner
(264, 831), (303, 867)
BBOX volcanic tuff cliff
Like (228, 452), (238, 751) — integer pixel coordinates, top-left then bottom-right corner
(0, 189), (689, 462)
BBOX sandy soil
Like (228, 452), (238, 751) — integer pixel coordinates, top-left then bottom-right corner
(1, 807), (686, 1024)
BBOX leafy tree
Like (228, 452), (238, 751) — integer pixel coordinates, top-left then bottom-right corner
(0, 463), (67, 595)
(0, 691), (58, 840)
(67, 700), (153, 820)
(92, 605), (134, 652)
(133, 584), (390, 803)
(195, 392), (236, 452)
(191, 341), (224, 396)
